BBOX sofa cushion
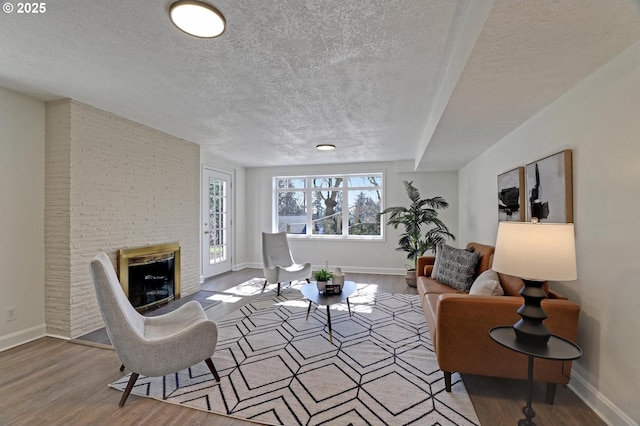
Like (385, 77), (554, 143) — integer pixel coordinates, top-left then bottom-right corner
(465, 242), (495, 276)
(498, 273), (525, 296)
(417, 275), (464, 296)
(435, 244), (481, 292)
(498, 272), (551, 297)
(469, 269), (504, 296)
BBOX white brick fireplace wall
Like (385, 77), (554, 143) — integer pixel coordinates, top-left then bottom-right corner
(45, 99), (200, 338)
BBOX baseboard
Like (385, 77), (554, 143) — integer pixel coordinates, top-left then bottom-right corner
(46, 333), (71, 341)
(569, 366), (638, 426)
(0, 324), (47, 352)
(68, 339), (113, 350)
(324, 265), (406, 275)
(233, 262), (253, 271)
(241, 262), (405, 276)
(203, 263), (254, 277)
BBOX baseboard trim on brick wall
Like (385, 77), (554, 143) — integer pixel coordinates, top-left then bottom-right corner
(569, 366), (637, 426)
(46, 333), (71, 341)
(0, 324), (47, 352)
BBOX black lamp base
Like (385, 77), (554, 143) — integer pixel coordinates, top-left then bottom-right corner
(514, 279), (550, 347)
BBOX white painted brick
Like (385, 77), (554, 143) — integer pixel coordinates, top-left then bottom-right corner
(45, 100), (200, 338)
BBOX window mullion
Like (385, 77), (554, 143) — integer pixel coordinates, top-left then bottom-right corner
(306, 178), (311, 236)
(342, 178), (348, 236)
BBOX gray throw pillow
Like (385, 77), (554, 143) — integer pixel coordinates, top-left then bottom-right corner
(435, 244), (481, 292)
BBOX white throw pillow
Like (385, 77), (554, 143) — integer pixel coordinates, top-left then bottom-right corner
(430, 243), (444, 278)
(469, 269), (504, 296)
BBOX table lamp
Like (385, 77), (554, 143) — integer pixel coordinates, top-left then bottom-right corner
(492, 220), (577, 347)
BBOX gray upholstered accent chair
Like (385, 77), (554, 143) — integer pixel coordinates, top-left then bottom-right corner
(262, 232), (312, 296)
(90, 252), (220, 407)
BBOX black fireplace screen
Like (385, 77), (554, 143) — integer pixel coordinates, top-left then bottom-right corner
(117, 242), (181, 312)
(127, 253), (175, 312)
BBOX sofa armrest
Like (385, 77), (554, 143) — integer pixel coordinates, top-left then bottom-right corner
(417, 256), (435, 277)
(434, 294), (580, 379)
(435, 294), (522, 359)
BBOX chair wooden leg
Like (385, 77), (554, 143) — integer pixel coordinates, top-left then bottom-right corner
(306, 278), (310, 283)
(277, 282), (281, 296)
(205, 358), (221, 382)
(119, 364), (125, 372)
(262, 280), (268, 292)
(546, 382), (557, 405)
(444, 371), (452, 392)
(119, 372), (139, 407)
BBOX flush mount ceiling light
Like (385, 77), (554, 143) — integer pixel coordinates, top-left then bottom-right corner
(170, 1), (225, 38)
(316, 144), (336, 151)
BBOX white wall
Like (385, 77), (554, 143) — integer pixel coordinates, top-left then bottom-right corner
(245, 161), (458, 273)
(458, 41), (640, 425)
(0, 88), (46, 351)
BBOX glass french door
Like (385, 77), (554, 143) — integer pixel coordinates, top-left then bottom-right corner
(202, 168), (232, 278)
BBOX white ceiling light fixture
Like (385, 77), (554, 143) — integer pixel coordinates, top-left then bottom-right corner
(170, 1), (226, 38)
(316, 144), (336, 151)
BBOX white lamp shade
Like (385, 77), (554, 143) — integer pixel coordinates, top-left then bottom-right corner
(492, 222), (577, 281)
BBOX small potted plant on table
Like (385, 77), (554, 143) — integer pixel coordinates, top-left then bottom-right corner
(313, 269), (334, 293)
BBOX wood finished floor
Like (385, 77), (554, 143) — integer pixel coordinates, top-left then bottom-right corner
(0, 269), (604, 425)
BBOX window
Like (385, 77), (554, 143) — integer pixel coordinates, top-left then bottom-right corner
(275, 173), (383, 239)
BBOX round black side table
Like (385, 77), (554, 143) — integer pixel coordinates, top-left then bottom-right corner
(489, 326), (582, 426)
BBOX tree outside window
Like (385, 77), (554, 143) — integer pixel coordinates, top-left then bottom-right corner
(275, 174), (383, 239)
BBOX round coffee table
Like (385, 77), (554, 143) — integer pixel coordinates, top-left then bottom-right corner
(300, 280), (357, 344)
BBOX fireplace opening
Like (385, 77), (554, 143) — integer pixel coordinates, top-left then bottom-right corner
(117, 243), (181, 312)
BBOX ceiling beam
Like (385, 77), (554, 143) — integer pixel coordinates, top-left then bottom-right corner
(414, 0), (495, 171)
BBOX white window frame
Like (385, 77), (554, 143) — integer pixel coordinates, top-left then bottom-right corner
(273, 172), (385, 240)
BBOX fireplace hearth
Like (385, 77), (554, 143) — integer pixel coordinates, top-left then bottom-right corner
(117, 243), (181, 312)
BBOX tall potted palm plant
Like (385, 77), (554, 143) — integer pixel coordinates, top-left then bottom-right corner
(380, 180), (455, 287)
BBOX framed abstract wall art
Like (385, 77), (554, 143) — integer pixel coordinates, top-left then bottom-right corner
(498, 167), (525, 221)
(525, 149), (573, 223)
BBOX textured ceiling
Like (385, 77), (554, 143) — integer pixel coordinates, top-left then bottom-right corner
(417, 0), (640, 170)
(1, 1), (639, 170)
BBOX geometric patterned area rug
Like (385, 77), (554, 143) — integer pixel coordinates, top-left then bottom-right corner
(110, 283), (480, 425)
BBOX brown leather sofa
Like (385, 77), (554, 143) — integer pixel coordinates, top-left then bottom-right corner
(417, 242), (580, 404)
